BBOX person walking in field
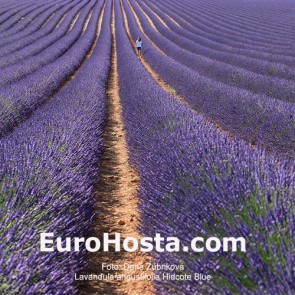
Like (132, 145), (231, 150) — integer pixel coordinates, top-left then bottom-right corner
(136, 37), (142, 57)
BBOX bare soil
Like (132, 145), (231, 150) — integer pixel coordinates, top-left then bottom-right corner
(68, 10), (82, 31)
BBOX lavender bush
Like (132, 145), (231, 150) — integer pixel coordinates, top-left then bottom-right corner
(0, 0), (94, 81)
(0, 0), (103, 136)
(116, 2), (295, 294)
(154, 0), (295, 53)
(0, 0), (87, 67)
(0, 0), (65, 40)
(169, 0), (295, 42)
(0, 1), (41, 26)
(0, 0), (52, 35)
(179, 0), (295, 37)
(0, 1), (111, 293)
(0, 0), (294, 294)
(129, 0), (295, 103)
(122, 0), (295, 158)
(146, 0), (295, 67)
(0, 0), (74, 49)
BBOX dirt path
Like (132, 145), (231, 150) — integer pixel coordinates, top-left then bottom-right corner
(53, 11), (67, 30)
(82, 6), (94, 34)
(79, 2), (154, 295)
(122, 0), (189, 106)
(68, 9), (82, 31)
(40, 11), (56, 29)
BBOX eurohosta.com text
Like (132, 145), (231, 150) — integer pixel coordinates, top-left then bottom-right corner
(40, 233), (246, 253)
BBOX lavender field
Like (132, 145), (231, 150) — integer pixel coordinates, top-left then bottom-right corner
(0, 0), (294, 294)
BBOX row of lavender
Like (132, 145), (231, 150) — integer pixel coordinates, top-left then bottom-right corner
(0, 0), (63, 40)
(131, 0), (295, 104)
(155, 0), (295, 54)
(144, 0), (295, 70)
(0, 0), (49, 35)
(0, 0), (42, 23)
(122, 0), (295, 158)
(0, 0), (78, 59)
(0, 0), (92, 69)
(169, 0), (295, 43)
(0, 0), (31, 14)
(188, 0), (295, 33)
(0, 0), (102, 137)
(181, 0), (295, 44)
(173, 0), (295, 43)
(0, 1), (112, 293)
(115, 2), (295, 294)
(0, 0), (92, 81)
